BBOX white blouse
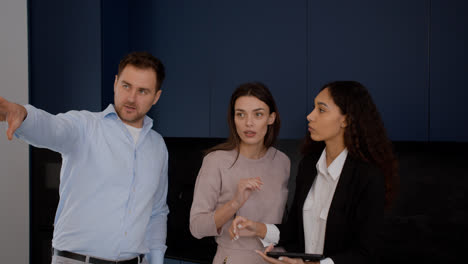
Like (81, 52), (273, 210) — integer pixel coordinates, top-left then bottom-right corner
(264, 148), (348, 264)
(302, 148), (348, 263)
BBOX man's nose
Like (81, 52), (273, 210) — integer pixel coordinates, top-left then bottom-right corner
(127, 89), (137, 102)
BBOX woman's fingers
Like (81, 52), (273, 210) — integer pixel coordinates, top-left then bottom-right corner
(228, 225), (235, 240)
(234, 177), (264, 206)
(255, 249), (283, 264)
(264, 244), (275, 253)
(256, 245), (304, 264)
(255, 254), (302, 264)
(232, 215), (245, 225)
(229, 223), (239, 241)
(234, 216), (259, 237)
(232, 216), (245, 235)
(278, 257), (302, 264)
(251, 177), (263, 186)
(238, 177), (263, 193)
(245, 182), (259, 191)
(245, 179), (262, 191)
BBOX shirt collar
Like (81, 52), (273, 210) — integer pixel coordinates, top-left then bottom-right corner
(102, 104), (118, 119)
(101, 104), (154, 129)
(316, 148), (348, 181)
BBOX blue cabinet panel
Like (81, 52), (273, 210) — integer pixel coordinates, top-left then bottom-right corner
(101, 0), (130, 110)
(129, 0), (307, 138)
(129, 0), (212, 137)
(429, 0), (468, 141)
(307, 0), (429, 141)
(29, 0), (102, 113)
(62, 0), (102, 112)
(209, 0), (308, 139)
(29, 0), (65, 113)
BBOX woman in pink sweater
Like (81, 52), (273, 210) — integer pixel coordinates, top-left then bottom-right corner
(190, 82), (291, 264)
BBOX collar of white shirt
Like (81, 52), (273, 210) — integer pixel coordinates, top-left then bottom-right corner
(316, 148), (349, 181)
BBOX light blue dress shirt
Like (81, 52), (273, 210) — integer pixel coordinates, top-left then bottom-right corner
(15, 104), (169, 264)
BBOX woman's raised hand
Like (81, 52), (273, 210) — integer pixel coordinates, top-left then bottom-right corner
(231, 177), (263, 209)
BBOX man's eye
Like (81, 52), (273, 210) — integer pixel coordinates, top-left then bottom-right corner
(123, 84), (129, 89)
(256, 112), (263, 117)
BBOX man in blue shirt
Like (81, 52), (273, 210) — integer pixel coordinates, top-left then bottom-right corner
(0, 52), (169, 264)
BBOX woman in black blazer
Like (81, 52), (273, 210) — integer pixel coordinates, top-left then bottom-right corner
(228, 81), (398, 264)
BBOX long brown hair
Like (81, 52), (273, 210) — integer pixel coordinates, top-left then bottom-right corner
(206, 82), (281, 164)
(302, 81), (398, 209)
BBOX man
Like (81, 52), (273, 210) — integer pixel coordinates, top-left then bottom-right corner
(0, 52), (169, 264)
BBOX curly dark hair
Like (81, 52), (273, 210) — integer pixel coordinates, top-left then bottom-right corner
(302, 81), (399, 209)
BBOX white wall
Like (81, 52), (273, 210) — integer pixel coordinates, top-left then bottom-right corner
(0, 0), (29, 262)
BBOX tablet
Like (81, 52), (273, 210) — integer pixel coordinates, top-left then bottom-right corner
(266, 252), (325, 262)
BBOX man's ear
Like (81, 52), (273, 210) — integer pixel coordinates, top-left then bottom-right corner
(153, 89), (162, 105)
(268, 112), (276, 125)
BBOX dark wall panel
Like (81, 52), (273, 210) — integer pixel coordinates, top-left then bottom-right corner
(101, 0), (130, 109)
(429, 0), (468, 141)
(30, 0), (468, 141)
(129, 0), (308, 139)
(129, 0), (212, 137)
(208, 0), (308, 139)
(62, 0), (101, 112)
(307, 0), (429, 141)
(29, 0), (101, 112)
(29, 0), (65, 113)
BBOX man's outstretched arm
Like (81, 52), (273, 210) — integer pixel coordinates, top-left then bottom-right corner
(1, 96), (85, 154)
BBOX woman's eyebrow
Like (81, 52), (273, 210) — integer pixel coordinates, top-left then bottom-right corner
(317, 101), (329, 108)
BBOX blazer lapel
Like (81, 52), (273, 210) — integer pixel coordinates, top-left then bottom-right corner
(298, 155), (318, 207)
(328, 155), (356, 217)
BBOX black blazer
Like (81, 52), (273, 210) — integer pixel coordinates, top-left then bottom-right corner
(277, 151), (385, 264)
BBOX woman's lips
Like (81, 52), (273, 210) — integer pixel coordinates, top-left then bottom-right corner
(244, 131), (256, 137)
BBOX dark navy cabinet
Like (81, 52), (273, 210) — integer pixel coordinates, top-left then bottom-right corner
(429, 0), (468, 141)
(129, 0), (214, 137)
(207, 1), (308, 139)
(307, 0), (429, 141)
(137, 0), (433, 140)
(29, 0), (101, 114)
(132, 0), (308, 138)
(29, 0), (468, 141)
(101, 0), (130, 108)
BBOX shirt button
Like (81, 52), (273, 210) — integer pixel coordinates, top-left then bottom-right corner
(129, 209), (131, 213)
(125, 232), (127, 236)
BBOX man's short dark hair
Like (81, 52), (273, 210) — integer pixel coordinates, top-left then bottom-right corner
(118, 51), (166, 91)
